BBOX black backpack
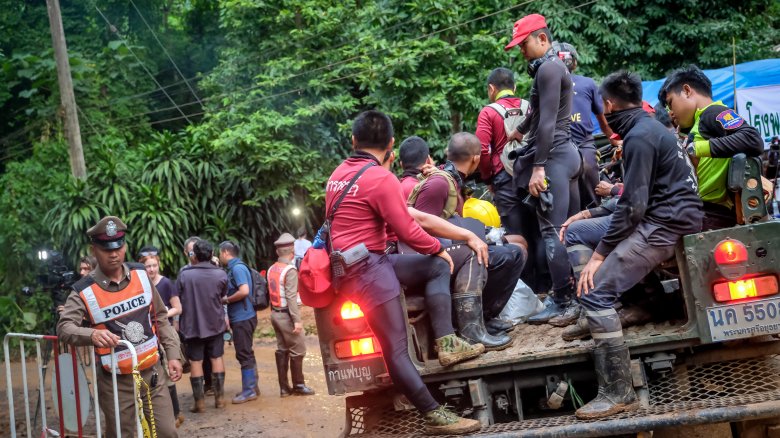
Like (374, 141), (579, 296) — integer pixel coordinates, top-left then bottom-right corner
(228, 262), (270, 311)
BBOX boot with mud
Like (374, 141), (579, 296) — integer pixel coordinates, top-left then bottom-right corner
(213, 372), (226, 408)
(232, 368), (258, 404)
(435, 334), (485, 367)
(618, 305), (653, 328)
(189, 376), (205, 413)
(562, 310), (590, 341)
(548, 281), (580, 327)
(275, 350), (293, 397)
(423, 405), (481, 435)
(453, 294), (512, 351)
(484, 317), (513, 335)
(290, 355), (316, 396)
(575, 344), (639, 419)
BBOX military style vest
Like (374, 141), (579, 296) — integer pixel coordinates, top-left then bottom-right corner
(267, 262), (295, 309)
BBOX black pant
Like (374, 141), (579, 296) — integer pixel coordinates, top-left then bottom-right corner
(702, 202), (737, 231)
(232, 315), (258, 370)
(389, 253), (455, 339)
(577, 141), (600, 210)
(365, 296), (439, 413)
(484, 244), (527, 319)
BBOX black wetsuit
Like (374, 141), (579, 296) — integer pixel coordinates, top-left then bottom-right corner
(513, 52), (581, 300)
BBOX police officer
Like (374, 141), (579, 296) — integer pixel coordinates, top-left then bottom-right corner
(57, 216), (182, 438)
(268, 233), (315, 397)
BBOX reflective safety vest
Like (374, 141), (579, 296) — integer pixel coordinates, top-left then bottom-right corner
(267, 262), (295, 309)
(77, 267), (158, 374)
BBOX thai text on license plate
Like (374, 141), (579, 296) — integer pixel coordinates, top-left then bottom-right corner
(707, 297), (780, 341)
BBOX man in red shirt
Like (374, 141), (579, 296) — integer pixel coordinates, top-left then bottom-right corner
(326, 110), (482, 435)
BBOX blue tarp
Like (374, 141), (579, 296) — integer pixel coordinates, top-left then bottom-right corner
(592, 59), (780, 135)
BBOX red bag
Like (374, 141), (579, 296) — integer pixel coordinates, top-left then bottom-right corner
(299, 247), (336, 308)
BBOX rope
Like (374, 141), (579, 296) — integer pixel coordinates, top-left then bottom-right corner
(133, 352), (159, 438)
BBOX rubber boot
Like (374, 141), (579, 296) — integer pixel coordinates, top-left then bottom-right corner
(232, 369), (258, 404)
(575, 344), (639, 419)
(213, 372), (226, 408)
(548, 281), (580, 327)
(526, 297), (564, 324)
(203, 362), (214, 396)
(275, 350), (292, 397)
(484, 318), (514, 335)
(290, 355), (315, 395)
(453, 295), (512, 351)
(254, 367), (260, 396)
(189, 376), (205, 413)
(423, 405), (481, 435)
(434, 334), (485, 367)
(169, 385), (184, 427)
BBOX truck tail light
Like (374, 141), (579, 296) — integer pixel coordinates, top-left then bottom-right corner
(334, 337), (381, 359)
(712, 275), (779, 302)
(340, 301), (364, 320)
(714, 239), (748, 265)
(713, 239), (749, 280)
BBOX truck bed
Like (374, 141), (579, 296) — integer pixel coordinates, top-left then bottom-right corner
(419, 319), (696, 381)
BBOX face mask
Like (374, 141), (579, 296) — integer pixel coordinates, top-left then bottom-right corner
(605, 107), (645, 137)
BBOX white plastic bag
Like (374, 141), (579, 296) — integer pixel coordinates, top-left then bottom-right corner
(498, 279), (544, 324)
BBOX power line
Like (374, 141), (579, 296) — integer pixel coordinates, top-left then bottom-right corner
(94, 5), (193, 124)
(128, 0), (202, 106)
(110, 0), (537, 125)
(114, 0), (597, 131)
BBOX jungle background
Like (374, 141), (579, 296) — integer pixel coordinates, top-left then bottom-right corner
(1, 0), (778, 334)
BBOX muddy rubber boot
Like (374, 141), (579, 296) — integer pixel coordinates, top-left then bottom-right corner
(575, 344), (639, 420)
(189, 376), (205, 413)
(203, 365), (214, 396)
(275, 350), (292, 397)
(435, 334), (485, 367)
(526, 296), (564, 324)
(290, 355), (315, 396)
(232, 369), (258, 404)
(562, 311), (590, 341)
(169, 386), (184, 427)
(548, 281), (580, 327)
(453, 295), (512, 351)
(253, 367), (260, 396)
(423, 405), (481, 435)
(618, 305), (653, 328)
(484, 317), (513, 335)
(213, 372), (226, 408)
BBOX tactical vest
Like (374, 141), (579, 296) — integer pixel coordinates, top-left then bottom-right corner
(76, 266), (158, 374)
(267, 262), (295, 309)
(406, 169), (459, 219)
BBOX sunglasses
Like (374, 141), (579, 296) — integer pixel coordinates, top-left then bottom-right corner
(139, 250), (158, 257)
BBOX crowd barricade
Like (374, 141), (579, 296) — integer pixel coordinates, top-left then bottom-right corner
(3, 333), (142, 438)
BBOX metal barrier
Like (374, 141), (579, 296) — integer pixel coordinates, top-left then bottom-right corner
(3, 333), (142, 438)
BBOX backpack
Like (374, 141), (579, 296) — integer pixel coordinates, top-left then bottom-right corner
(406, 169), (459, 219)
(228, 262), (270, 311)
(488, 100), (530, 177)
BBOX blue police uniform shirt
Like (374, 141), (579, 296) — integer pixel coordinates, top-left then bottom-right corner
(226, 257), (255, 323)
(570, 74), (604, 146)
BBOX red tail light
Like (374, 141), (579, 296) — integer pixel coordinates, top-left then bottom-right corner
(714, 239), (748, 265)
(340, 301), (364, 320)
(334, 337), (381, 359)
(713, 275), (779, 302)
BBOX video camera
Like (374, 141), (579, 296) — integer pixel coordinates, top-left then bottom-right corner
(23, 250), (78, 308)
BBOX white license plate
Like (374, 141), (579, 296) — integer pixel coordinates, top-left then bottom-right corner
(707, 296), (780, 341)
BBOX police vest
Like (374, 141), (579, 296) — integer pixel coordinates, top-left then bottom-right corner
(267, 262), (295, 309)
(76, 265), (158, 374)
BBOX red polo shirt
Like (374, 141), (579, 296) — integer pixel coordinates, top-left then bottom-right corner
(475, 96), (522, 181)
(326, 154), (441, 255)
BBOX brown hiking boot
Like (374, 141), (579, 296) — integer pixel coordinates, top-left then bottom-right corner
(562, 314), (591, 341)
(424, 405), (481, 435)
(435, 334), (485, 367)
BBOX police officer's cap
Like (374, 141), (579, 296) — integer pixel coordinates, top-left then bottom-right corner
(274, 233), (295, 248)
(87, 216), (127, 250)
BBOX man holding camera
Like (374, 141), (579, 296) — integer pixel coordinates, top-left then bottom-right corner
(57, 216), (182, 438)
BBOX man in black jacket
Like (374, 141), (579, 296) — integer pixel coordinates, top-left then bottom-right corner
(574, 71), (703, 420)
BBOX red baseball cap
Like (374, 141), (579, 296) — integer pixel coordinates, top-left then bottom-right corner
(505, 14), (547, 51)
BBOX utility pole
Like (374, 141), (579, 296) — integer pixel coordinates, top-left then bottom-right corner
(46, 0), (87, 179)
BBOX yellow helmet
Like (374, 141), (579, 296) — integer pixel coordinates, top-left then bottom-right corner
(463, 198), (501, 228)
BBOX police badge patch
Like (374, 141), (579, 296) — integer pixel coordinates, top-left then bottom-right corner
(716, 109), (745, 130)
(106, 220), (117, 237)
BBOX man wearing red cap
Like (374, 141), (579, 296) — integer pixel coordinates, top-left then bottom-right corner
(504, 14), (582, 327)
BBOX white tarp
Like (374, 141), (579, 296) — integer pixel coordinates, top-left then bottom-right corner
(736, 85), (780, 148)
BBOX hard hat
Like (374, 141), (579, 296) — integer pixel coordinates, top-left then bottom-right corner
(463, 198), (501, 228)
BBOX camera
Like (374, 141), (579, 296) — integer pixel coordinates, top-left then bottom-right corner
(23, 250), (78, 308)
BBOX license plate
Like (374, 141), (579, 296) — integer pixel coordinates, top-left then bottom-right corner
(707, 296), (780, 341)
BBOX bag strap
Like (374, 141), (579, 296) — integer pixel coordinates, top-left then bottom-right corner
(328, 162), (376, 221)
